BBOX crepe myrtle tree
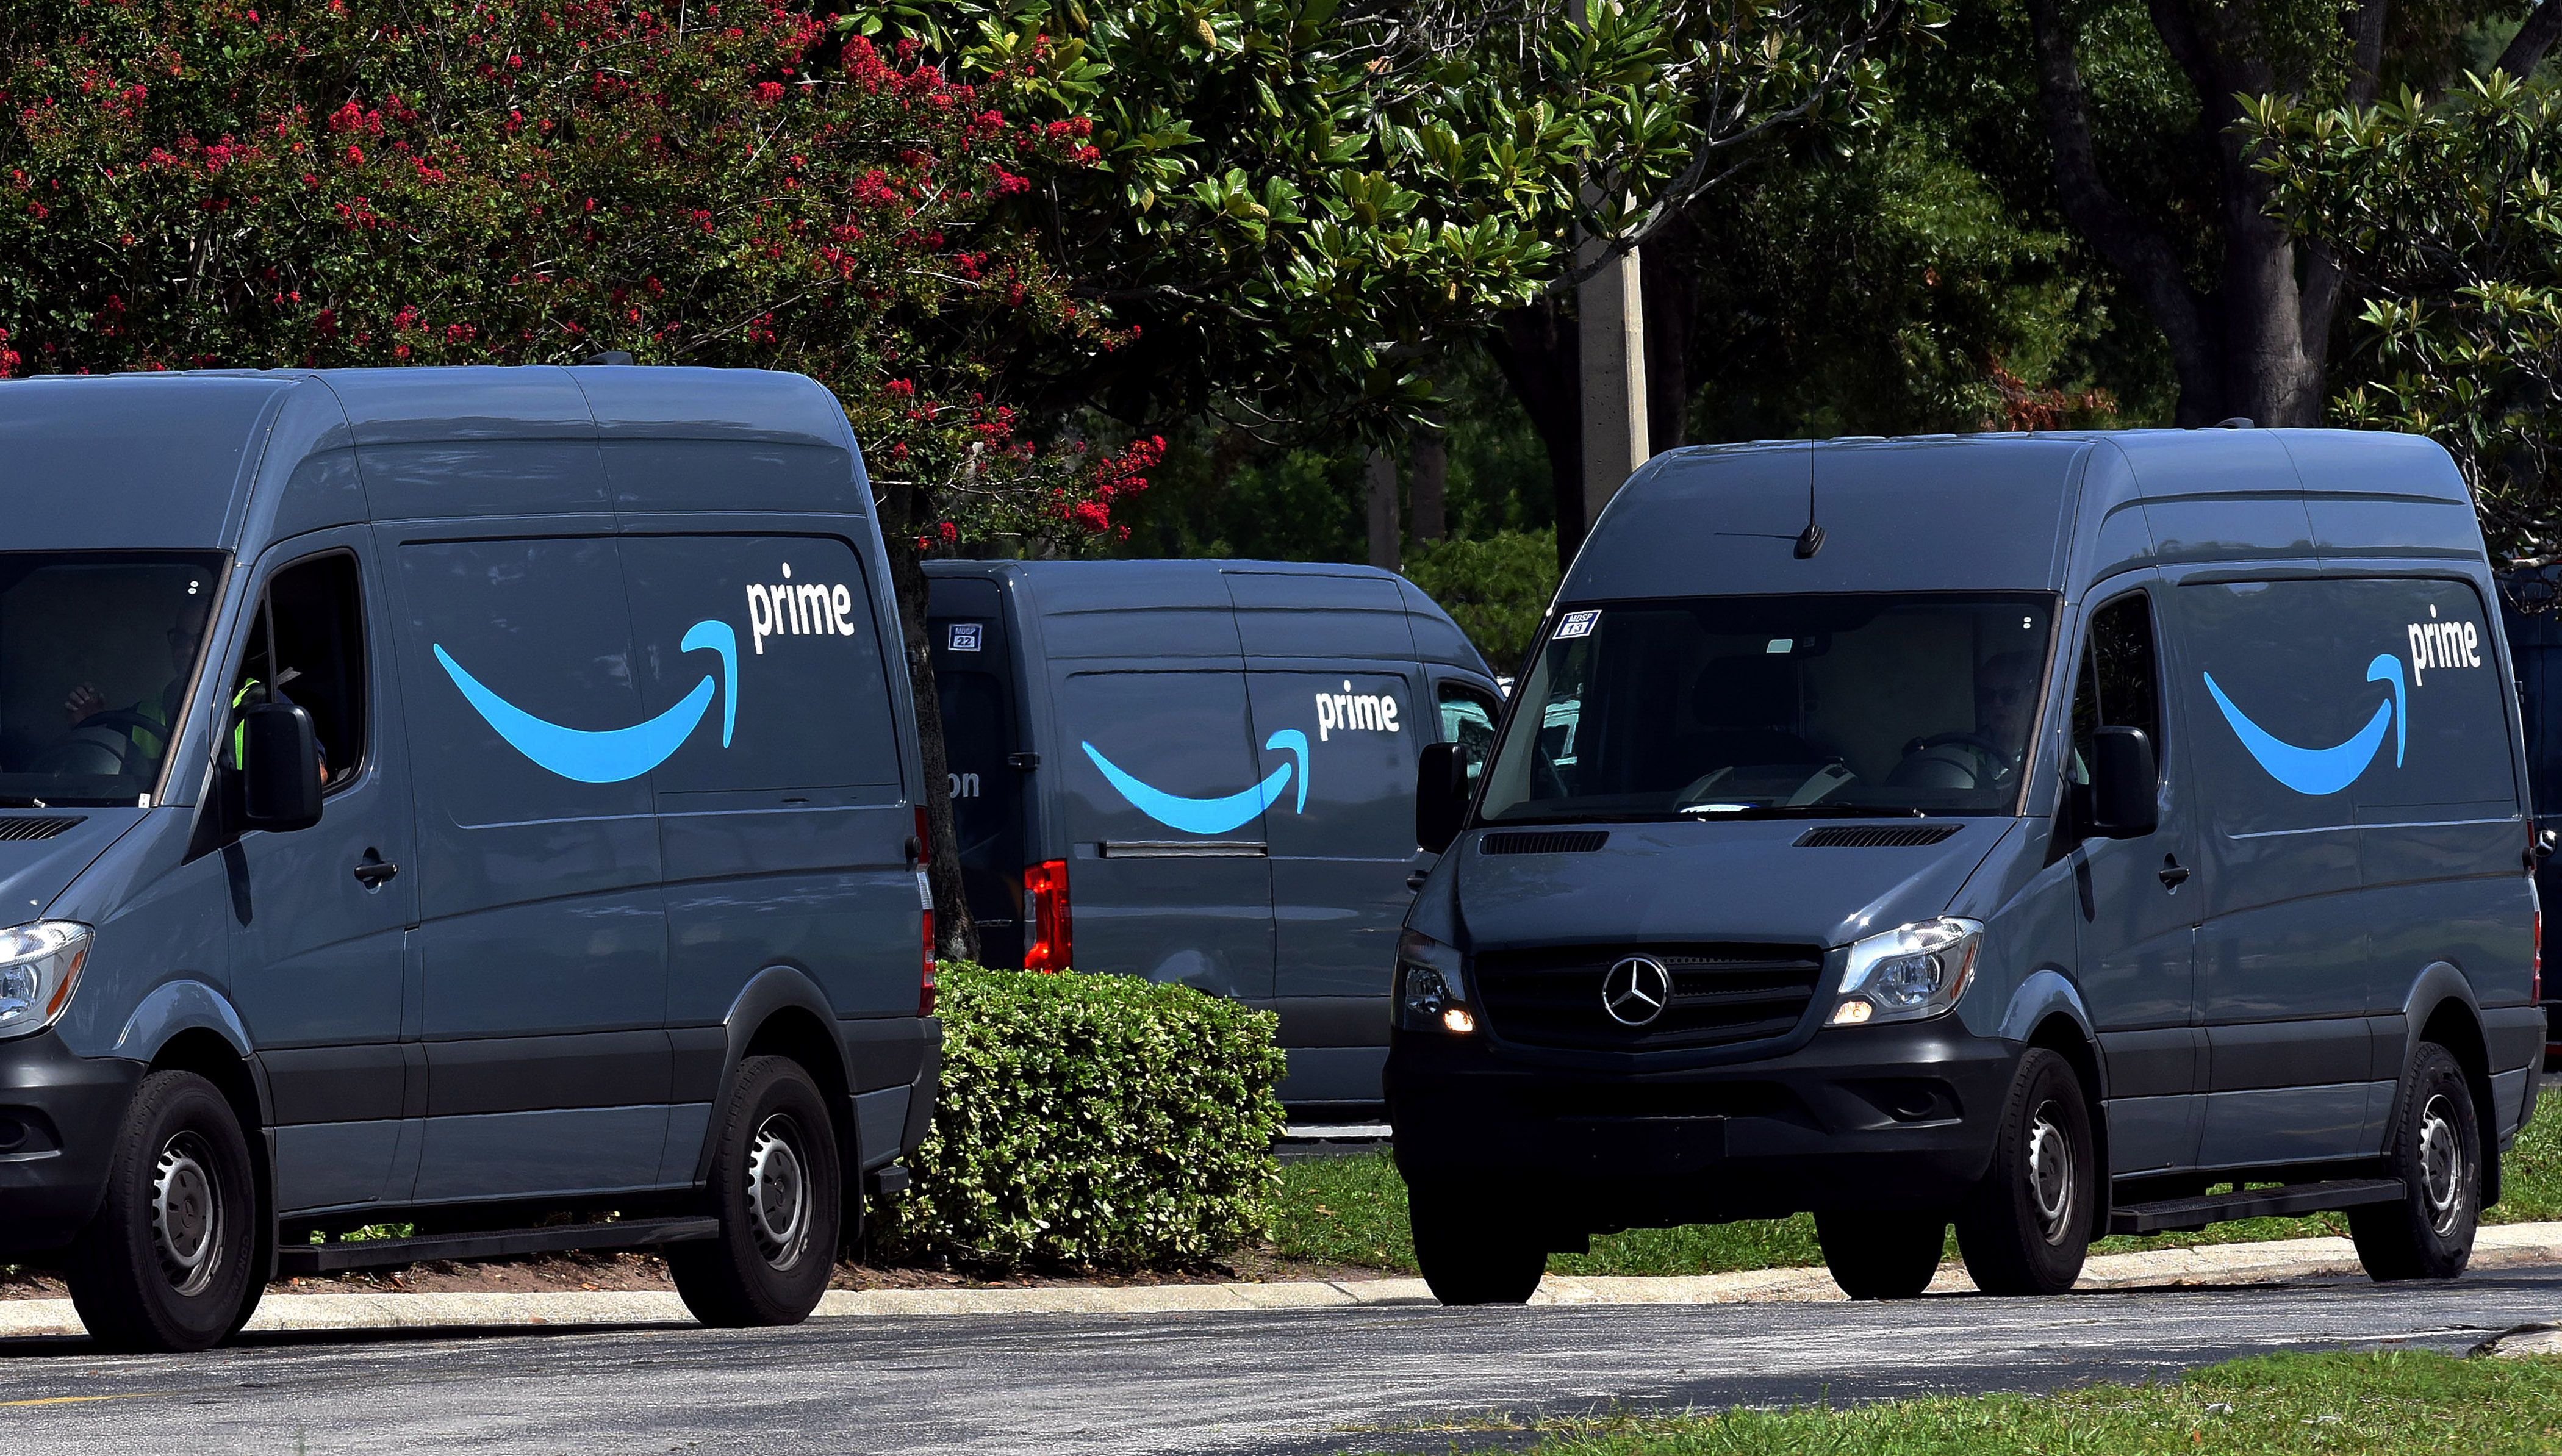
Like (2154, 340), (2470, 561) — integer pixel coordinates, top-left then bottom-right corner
(0, 0), (1161, 959)
(2243, 74), (2562, 563)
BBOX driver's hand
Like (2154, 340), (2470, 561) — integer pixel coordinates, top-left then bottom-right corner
(63, 683), (104, 726)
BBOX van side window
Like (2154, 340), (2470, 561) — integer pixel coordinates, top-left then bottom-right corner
(244, 554), (367, 793)
(1438, 682), (1500, 782)
(2068, 591), (2159, 792)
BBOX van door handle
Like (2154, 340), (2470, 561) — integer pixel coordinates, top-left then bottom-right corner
(2157, 857), (2189, 889)
(1405, 871), (1430, 890)
(353, 855), (399, 889)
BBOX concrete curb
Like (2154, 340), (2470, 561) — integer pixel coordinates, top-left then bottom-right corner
(4, 1221), (2558, 1341)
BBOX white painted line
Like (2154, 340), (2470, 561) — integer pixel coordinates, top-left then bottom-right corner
(1279, 1124), (1391, 1140)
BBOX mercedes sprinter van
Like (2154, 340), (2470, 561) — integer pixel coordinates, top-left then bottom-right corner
(0, 366), (937, 1349)
(1391, 428), (2542, 1304)
(926, 559), (1501, 1105)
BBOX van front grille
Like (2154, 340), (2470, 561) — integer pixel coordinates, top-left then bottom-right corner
(1471, 942), (1828, 1051)
(0, 816), (84, 842)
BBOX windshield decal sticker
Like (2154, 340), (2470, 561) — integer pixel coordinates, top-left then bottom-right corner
(2202, 652), (2405, 796)
(1082, 730), (1309, 834)
(436, 619), (737, 784)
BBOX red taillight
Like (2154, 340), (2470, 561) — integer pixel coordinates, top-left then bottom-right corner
(1024, 859), (1071, 973)
(916, 804), (936, 1016)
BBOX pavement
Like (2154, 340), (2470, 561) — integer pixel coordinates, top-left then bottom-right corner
(5, 1218), (2561, 1336)
(2, 1264), (2560, 1452)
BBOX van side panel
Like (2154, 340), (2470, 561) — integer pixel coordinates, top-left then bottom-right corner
(331, 368), (609, 520)
(385, 529), (672, 1200)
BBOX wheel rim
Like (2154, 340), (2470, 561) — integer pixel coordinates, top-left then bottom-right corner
(745, 1113), (812, 1271)
(2417, 1092), (2467, 1236)
(151, 1131), (224, 1298)
(2025, 1099), (2076, 1245)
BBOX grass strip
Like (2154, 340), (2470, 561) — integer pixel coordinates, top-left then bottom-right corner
(1376, 1349), (2562, 1455)
(1274, 1111), (2562, 1277)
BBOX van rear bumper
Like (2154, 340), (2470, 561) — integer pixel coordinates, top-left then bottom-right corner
(1386, 1022), (2014, 1233)
(0, 1032), (141, 1259)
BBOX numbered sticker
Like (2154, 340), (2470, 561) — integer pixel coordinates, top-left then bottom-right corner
(947, 622), (983, 653)
(1556, 609), (1601, 640)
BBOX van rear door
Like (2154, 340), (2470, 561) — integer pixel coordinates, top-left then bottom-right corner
(930, 578), (1027, 969)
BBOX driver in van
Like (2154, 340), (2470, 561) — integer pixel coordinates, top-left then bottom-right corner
(61, 595), (211, 766)
(1973, 650), (2038, 780)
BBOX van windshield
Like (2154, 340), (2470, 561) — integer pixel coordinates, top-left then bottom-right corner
(0, 552), (226, 806)
(1477, 593), (2057, 823)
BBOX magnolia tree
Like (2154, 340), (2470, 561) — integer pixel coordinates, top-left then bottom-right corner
(2244, 74), (2562, 562)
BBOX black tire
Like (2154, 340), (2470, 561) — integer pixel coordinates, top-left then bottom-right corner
(2350, 1041), (2480, 1282)
(65, 1070), (263, 1353)
(668, 1056), (842, 1327)
(1408, 1182), (1546, 1305)
(1816, 1212), (1947, 1300)
(1954, 1047), (2096, 1296)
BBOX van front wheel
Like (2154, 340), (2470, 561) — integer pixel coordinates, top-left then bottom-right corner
(65, 1070), (263, 1352)
(1954, 1047), (2095, 1296)
(1408, 1182), (1546, 1305)
(2350, 1041), (2480, 1282)
(668, 1055), (842, 1327)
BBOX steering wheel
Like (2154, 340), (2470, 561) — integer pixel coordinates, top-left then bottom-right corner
(1899, 731), (2012, 789)
(27, 709), (164, 779)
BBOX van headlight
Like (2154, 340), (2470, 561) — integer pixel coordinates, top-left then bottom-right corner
(0, 921), (90, 1039)
(1396, 928), (1476, 1035)
(1828, 917), (1980, 1027)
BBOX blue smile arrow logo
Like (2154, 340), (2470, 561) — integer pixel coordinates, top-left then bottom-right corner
(1083, 730), (1310, 834)
(2201, 653), (2406, 796)
(435, 620), (737, 784)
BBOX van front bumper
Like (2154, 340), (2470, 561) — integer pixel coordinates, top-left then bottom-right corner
(0, 1032), (140, 1259)
(1386, 1020), (2014, 1235)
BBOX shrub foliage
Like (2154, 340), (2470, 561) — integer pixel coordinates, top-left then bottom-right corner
(884, 963), (1286, 1270)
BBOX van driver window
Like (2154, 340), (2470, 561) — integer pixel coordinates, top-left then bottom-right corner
(2066, 592), (2160, 792)
(1476, 593), (2057, 822)
(1438, 682), (1501, 783)
(237, 554), (367, 794)
(0, 551), (227, 806)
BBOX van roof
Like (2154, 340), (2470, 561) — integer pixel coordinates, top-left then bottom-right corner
(0, 365), (858, 551)
(925, 558), (1490, 673)
(1566, 428), (2478, 603)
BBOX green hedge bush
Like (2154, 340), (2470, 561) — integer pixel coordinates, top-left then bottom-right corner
(880, 963), (1288, 1271)
(1402, 528), (1560, 675)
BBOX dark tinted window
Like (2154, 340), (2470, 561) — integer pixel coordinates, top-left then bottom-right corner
(253, 553), (368, 792)
(0, 551), (224, 805)
(2069, 591), (2159, 785)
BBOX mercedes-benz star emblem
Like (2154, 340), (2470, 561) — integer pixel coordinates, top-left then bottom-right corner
(1601, 955), (1673, 1027)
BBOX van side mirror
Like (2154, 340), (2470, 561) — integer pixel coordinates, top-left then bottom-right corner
(239, 702), (324, 833)
(1416, 742), (1471, 854)
(2089, 726), (2159, 839)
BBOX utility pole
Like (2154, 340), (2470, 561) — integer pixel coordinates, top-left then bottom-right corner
(1573, 0), (1649, 532)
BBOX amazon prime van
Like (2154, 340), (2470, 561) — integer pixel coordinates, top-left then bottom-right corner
(0, 366), (936, 1350)
(925, 559), (1500, 1106)
(1391, 428), (2544, 1304)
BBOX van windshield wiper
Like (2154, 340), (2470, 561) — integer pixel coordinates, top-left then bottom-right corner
(1677, 802), (1928, 819)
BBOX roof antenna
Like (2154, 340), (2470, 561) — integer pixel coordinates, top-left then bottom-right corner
(1793, 468), (1824, 558)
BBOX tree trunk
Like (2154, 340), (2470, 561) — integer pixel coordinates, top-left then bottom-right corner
(1488, 298), (1583, 573)
(1366, 446), (1401, 570)
(881, 497), (980, 965)
(1642, 216), (1696, 453)
(1410, 414), (1448, 545)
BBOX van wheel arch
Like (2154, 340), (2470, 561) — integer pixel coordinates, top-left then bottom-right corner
(2414, 997), (2499, 1207)
(702, 968), (857, 1226)
(2025, 1014), (2109, 1238)
(143, 1029), (276, 1307)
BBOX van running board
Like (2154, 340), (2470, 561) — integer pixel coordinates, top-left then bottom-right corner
(2108, 1178), (2404, 1235)
(274, 1216), (720, 1275)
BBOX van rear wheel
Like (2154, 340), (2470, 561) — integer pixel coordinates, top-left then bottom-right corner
(1816, 1212), (1947, 1300)
(65, 1070), (263, 1352)
(1408, 1182), (1546, 1305)
(2350, 1041), (2480, 1282)
(668, 1056), (842, 1327)
(1954, 1048), (2095, 1296)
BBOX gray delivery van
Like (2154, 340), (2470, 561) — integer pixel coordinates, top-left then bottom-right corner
(1393, 428), (2544, 1304)
(926, 559), (1501, 1105)
(0, 365), (937, 1350)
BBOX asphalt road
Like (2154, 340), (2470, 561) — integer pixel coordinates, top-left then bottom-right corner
(2, 1267), (2558, 1454)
